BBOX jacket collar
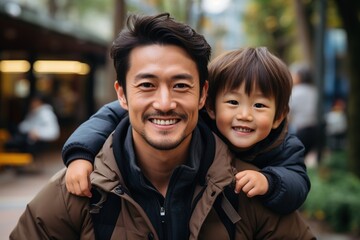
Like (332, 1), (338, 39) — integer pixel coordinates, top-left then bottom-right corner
(91, 117), (227, 193)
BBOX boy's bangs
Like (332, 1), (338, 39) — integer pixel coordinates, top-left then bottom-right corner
(224, 61), (274, 98)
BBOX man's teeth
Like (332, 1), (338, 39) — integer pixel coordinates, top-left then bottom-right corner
(152, 119), (177, 125)
(234, 127), (252, 132)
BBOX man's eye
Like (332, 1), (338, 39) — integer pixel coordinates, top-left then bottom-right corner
(140, 82), (153, 88)
(226, 100), (238, 105)
(174, 83), (189, 89)
(254, 103), (265, 108)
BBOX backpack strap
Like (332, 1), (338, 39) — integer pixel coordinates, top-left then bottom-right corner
(213, 185), (241, 240)
(221, 188), (241, 224)
(90, 187), (107, 214)
(90, 187), (122, 240)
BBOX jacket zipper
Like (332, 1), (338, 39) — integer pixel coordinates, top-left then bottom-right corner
(159, 202), (168, 240)
(160, 206), (166, 223)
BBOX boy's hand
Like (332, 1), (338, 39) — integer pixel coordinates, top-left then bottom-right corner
(234, 170), (269, 197)
(65, 160), (93, 198)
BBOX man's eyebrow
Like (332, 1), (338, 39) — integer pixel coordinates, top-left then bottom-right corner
(134, 73), (157, 81)
(134, 73), (194, 81)
(172, 73), (194, 80)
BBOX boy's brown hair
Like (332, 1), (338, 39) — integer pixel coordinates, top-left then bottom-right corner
(206, 47), (292, 122)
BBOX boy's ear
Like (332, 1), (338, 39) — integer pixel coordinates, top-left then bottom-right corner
(205, 104), (216, 120)
(114, 81), (128, 110)
(272, 113), (286, 129)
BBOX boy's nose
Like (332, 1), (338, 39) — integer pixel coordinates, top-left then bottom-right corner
(236, 107), (253, 121)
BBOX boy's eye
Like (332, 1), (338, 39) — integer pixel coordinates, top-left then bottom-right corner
(254, 103), (265, 108)
(226, 100), (238, 105)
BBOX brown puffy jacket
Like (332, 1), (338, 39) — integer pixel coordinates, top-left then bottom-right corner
(10, 133), (315, 239)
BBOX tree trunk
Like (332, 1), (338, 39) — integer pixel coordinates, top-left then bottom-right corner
(100, 0), (126, 106)
(113, 0), (126, 36)
(293, 0), (313, 64)
(334, 0), (360, 177)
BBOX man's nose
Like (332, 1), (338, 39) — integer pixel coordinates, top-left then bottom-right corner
(152, 87), (176, 111)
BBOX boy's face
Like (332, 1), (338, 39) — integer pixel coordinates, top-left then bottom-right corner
(115, 44), (207, 153)
(208, 83), (283, 150)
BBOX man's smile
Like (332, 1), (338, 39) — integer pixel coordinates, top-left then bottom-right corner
(150, 118), (179, 125)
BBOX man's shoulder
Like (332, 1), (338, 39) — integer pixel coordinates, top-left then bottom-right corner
(42, 168), (90, 207)
(48, 167), (67, 183)
(38, 168), (90, 224)
(12, 168), (93, 239)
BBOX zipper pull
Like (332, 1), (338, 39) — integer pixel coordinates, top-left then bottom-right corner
(160, 207), (165, 216)
(160, 206), (166, 223)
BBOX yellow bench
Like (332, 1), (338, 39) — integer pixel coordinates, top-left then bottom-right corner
(0, 129), (33, 167)
(0, 152), (33, 167)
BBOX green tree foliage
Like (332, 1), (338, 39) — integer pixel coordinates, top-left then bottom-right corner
(47, 0), (113, 19)
(242, 0), (297, 62)
(147, 0), (193, 22)
(242, 0), (341, 64)
(304, 152), (360, 234)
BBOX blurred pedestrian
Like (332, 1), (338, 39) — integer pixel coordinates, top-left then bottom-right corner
(325, 98), (347, 150)
(288, 63), (318, 157)
(4, 93), (60, 155)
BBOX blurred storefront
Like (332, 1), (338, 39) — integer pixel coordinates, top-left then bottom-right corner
(0, 2), (109, 143)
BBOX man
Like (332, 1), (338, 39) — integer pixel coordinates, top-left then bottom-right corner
(10, 13), (315, 239)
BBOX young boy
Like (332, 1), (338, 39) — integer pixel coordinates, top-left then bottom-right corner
(63, 47), (310, 214)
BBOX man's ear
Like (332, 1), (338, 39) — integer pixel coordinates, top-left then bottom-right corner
(199, 81), (209, 109)
(114, 81), (128, 110)
(201, 81), (216, 120)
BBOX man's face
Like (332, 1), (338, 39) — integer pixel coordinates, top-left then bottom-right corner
(115, 44), (207, 151)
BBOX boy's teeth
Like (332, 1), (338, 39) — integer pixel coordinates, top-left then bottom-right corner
(234, 127), (251, 132)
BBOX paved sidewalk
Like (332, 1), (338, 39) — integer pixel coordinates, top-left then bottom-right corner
(0, 150), (63, 239)
(0, 150), (357, 239)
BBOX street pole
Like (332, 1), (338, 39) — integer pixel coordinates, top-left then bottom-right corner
(314, 0), (326, 162)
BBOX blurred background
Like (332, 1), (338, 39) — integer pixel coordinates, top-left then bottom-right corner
(0, 0), (359, 239)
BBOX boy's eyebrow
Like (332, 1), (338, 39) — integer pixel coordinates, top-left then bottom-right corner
(224, 88), (268, 97)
